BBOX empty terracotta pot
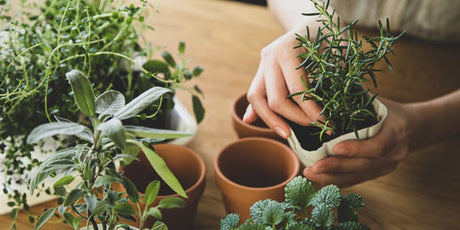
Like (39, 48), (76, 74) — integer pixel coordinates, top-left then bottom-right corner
(120, 144), (206, 230)
(214, 137), (300, 222)
(232, 93), (285, 142)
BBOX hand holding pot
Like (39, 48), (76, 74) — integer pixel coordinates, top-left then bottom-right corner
(304, 91), (460, 187)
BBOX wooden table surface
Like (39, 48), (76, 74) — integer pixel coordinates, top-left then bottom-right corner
(1, 0), (459, 229)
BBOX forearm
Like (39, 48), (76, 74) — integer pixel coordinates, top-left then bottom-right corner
(408, 89), (460, 151)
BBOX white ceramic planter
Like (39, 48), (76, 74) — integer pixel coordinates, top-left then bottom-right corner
(287, 99), (388, 167)
(0, 97), (196, 215)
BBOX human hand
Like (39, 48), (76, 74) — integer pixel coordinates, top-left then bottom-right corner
(243, 25), (323, 139)
(303, 98), (414, 187)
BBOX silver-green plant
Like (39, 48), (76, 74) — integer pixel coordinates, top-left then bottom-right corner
(292, 0), (405, 142)
(26, 70), (190, 230)
(220, 176), (368, 230)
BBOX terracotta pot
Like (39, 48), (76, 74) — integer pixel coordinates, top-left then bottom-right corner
(120, 144), (206, 230)
(231, 93), (285, 142)
(214, 137), (300, 222)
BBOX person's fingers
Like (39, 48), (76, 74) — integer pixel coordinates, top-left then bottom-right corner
(303, 163), (398, 188)
(247, 65), (290, 139)
(276, 47), (323, 123)
(242, 104), (258, 124)
(310, 156), (376, 174)
(333, 121), (398, 158)
(263, 51), (311, 126)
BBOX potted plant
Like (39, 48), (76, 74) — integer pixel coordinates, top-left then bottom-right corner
(220, 176), (369, 230)
(286, 0), (405, 166)
(214, 137), (300, 222)
(26, 70), (191, 230)
(116, 143), (206, 230)
(0, 0), (204, 220)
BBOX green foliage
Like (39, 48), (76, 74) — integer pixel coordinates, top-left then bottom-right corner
(294, 0), (404, 141)
(0, 0), (204, 221)
(220, 176), (369, 230)
(27, 71), (189, 230)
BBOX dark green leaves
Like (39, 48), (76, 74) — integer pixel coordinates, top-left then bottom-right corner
(64, 189), (84, 206)
(65, 70), (96, 117)
(192, 95), (205, 124)
(143, 60), (170, 74)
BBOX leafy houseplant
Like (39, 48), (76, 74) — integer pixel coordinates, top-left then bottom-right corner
(220, 176), (369, 230)
(26, 70), (190, 230)
(0, 0), (204, 218)
(286, 0), (404, 165)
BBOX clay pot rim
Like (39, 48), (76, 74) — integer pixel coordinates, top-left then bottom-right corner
(231, 93), (276, 134)
(214, 137), (300, 191)
(121, 143), (206, 199)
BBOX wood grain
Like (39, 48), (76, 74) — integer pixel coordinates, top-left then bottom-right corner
(0, 0), (459, 229)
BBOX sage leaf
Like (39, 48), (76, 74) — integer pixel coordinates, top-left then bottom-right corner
(121, 177), (139, 203)
(146, 207), (162, 220)
(124, 125), (191, 139)
(128, 140), (187, 198)
(95, 90), (125, 115)
(53, 175), (75, 188)
(94, 175), (118, 187)
(192, 94), (205, 124)
(84, 195), (97, 212)
(65, 70), (96, 117)
(144, 180), (160, 206)
(98, 118), (126, 149)
(64, 189), (84, 206)
(27, 122), (86, 144)
(113, 202), (135, 215)
(158, 197), (185, 209)
(34, 208), (55, 230)
(114, 87), (171, 120)
(151, 221), (168, 230)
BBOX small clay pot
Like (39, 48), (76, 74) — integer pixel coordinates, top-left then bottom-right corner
(214, 137), (300, 222)
(120, 144), (206, 230)
(231, 93), (285, 142)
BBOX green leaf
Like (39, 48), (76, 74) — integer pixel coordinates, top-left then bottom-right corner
(178, 41), (185, 54)
(249, 199), (271, 224)
(158, 197), (185, 209)
(151, 221), (168, 230)
(121, 177), (139, 203)
(34, 208), (55, 230)
(124, 125), (191, 139)
(114, 87), (171, 120)
(94, 175), (119, 187)
(29, 148), (77, 193)
(113, 202), (136, 215)
(65, 70), (96, 117)
(285, 176), (315, 210)
(98, 118), (126, 149)
(121, 144), (141, 165)
(84, 195), (97, 212)
(54, 186), (66, 196)
(146, 207), (162, 220)
(192, 95), (205, 124)
(144, 180), (160, 206)
(27, 122), (86, 144)
(194, 85), (203, 95)
(161, 51), (176, 67)
(53, 175), (75, 188)
(262, 201), (283, 226)
(64, 189), (84, 206)
(220, 213), (240, 230)
(312, 204), (334, 227)
(339, 221), (370, 230)
(95, 90), (125, 115)
(192, 66), (204, 77)
(309, 184), (341, 209)
(143, 60), (171, 74)
(128, 140), (187, 198)
(92, 200), (111, 215)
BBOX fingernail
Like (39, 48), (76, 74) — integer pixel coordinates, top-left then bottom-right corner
(334, 146), (348, 155)
(274, 127), (289, 139)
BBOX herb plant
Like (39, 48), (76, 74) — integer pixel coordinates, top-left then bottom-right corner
(220, 176), (369, 230)
(292, 0), (404, 142)
(27, 70), (189, 230)
(0, 0), (203, 218)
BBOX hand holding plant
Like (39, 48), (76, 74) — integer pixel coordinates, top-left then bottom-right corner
(26, 70), (190, 230)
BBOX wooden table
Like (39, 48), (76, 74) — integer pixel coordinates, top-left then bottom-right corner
(1, 0), (459, 229)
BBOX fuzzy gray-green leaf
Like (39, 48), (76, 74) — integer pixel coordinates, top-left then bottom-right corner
(34, 208), (55, 230)
(124, 125), (191, 139)
(98, 118), (126, 149)
(27, 122), (86, 144)
(95, 90), (125, 115)
(114, 87), (171, 120)
(65, 70), (96, 117)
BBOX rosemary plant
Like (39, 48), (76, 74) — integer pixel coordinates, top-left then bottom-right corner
(0, 0), (203, 219)
(27, 70), (189, 230)
(292, 0), (404, 142)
